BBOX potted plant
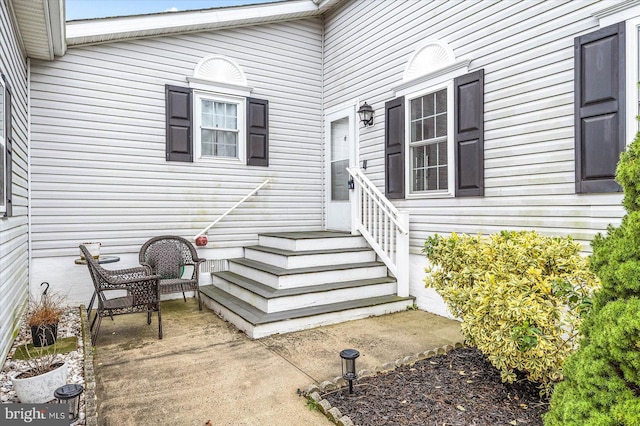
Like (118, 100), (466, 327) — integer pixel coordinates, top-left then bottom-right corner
(11, 346), (69, 403)
(27, 282), (65, 347)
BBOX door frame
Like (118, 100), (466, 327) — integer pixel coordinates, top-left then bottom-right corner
(324, 100), (359, 232)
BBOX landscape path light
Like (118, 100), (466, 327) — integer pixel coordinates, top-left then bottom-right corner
(340, 348), (360, 394)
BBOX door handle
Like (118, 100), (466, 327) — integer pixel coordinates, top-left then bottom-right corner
(348, 177), (354, 190)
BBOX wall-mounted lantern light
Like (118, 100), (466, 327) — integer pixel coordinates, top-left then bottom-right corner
(357, 102), (374, 127)
(340, 348), (360, 394)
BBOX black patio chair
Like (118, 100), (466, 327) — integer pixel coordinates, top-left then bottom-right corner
(80, 245), (162, 345)
(138, 235), (204, 310)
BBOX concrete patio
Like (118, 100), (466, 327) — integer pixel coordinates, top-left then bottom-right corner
(91, 299), (462, 425)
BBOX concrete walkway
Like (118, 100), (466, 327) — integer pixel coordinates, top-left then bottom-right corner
(92, 299), (462, 426)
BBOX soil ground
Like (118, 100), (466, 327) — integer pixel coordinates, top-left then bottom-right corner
(324, 347), (549, 426)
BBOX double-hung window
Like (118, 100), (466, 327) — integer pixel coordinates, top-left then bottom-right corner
(409, 87), (450, 194)
(195, 93), (244, 162)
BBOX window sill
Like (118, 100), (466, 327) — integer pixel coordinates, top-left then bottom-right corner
(196, 157), (245, 165)
(406, 191), (454, 200)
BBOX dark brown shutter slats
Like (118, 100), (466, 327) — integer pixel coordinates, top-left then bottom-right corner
(385, 97), (405, 199)
(574, 23), (625, 193)
(454, 69), (484, 197)
(4, 76), (12, 218)
(165, 85), (193, 162)
(246, 97), (269, 166)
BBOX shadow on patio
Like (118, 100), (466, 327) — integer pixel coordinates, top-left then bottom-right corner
(91, 299), (462, 425)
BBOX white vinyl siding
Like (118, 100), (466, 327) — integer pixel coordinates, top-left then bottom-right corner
(324, 0), (624, 252)
(0, 0), (29, 365)
(29, 18), (324, 259)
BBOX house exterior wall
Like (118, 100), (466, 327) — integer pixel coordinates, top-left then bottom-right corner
(0, 1), (29, 364)
(29, 18), (325, 305)
(323, 0), (626, 313)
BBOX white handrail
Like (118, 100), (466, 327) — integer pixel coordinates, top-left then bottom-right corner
(347, 168), (408, 235)
(347, 167), (409, 297)
(194, 179), (269, 240)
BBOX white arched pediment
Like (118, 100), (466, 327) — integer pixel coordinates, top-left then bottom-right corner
(192, 55), (248, 86)
(403, 41), (456, 82)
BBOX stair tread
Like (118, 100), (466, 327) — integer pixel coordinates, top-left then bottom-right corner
(212, 270), (395, 299)
(200, 285), (413, 325)
(230, 257), (385, 276)
(260, 231), (354, 240)
(245, 245), (373, 257)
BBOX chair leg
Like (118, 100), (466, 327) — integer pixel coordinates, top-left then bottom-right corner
(197, 288), (202, 311)
(87, 291), (96, 314)
(157, 302), (163, 340)
(90, 311), (98, 331)
(92, 315), (103, 346)
(147, 309), (152, 325)
(182, 291), (187, 302)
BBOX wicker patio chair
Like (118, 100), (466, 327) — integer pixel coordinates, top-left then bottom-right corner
(80, 245), (162, 345)
(139, 235), (204, 310)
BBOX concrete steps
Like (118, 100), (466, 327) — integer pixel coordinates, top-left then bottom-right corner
(200, 231), (414, 338)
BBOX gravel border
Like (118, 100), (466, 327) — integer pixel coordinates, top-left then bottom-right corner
(0, 305), (98, 426)
(302, 341), (465, 426)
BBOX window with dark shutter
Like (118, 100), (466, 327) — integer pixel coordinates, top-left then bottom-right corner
(165, 85), (193, 162)
(1, 74), (12, 218)
(246, 97), (269, 166)
(454, 69), (484, 197)
(575, 22), (625, 193)
(385, 97), (405, 199)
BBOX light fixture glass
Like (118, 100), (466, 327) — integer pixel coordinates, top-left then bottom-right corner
(357, 102), (374, 127)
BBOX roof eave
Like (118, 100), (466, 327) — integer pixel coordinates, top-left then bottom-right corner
(67, 0), (342, 47)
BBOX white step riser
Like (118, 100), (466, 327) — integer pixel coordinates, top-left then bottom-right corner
(203, 296), (413, 339)
(228, 263), (389, 289)
(243, 248), (376, 269)
(211, 276), (397, 313)
(258, 235), (367, 251)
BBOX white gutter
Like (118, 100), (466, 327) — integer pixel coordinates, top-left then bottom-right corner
(46, 0), (67, 57)
(67, 0), (319, 46)
(66, 0), (345, 46)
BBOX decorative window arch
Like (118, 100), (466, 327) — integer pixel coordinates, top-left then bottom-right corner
(403, 40), (456, 82)
(192, 55), (248, 87)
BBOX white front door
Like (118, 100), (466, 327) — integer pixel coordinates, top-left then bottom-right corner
(325, 106), (355, 231)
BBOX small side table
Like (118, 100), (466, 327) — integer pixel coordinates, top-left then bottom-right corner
(74, 255), (120, 265)
(75, 256), (121, 315)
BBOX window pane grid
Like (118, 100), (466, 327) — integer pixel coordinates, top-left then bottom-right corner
(410, 89), (447, 144)
(409, 88), (448, 192)
(200, 98), (239, 159)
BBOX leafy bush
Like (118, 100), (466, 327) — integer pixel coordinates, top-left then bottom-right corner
(545, 130), (640, 425)
(423, 230), (598, 394)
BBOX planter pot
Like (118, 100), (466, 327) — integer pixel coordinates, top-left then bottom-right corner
(30, 323), (58, 347)
(12, 362), (68, 403)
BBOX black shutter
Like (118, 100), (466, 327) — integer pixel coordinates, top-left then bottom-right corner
(3, 76), (12, 217)
(454, 69), (484, 197)
(246, 97), (269, 166)
(575, 23), (625, 193)
(385, 97), (405, 199)
(165, 85), (193, 162)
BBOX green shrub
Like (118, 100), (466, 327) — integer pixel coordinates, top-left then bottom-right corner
(423, 230), (598, 394)
(545, 130), (640, 425)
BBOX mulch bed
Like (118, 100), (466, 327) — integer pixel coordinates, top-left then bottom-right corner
(323, 347), (549, 425)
